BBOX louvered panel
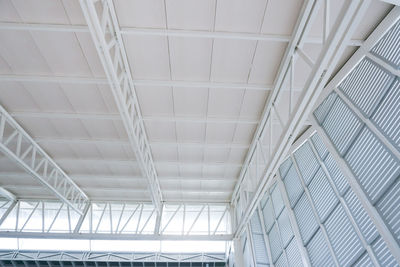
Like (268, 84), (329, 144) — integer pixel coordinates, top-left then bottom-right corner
(285, 237), (302, 267)
(352, 252), (374, 267)
(294, 193), (318, 244)
(344, 189), (379, 244)
(283, 165), (304, 207)
(345, 127), (400, 204)
(306, 229), (335, 267)
(372, 78), (400, 152)
(376, 178), (400, 243)
(314, 92), (338, 124)
(251, 211), (263, 234)
(269, 223), (283, 263)
(279, 158), (292, 179)
(339, 57), (394, 117)
(324, 153), (349, 196)
(372, 235), (398, 267)
(277, 208), (293, 248)
(274, 253), (288, 267)
(308, 168), (338, 222)
(271, 184), (284, 217)
(322, 96), (364, 156)
(252, 233), (269, 265)
(311, 133), (328, 160)
(371, 19), (400, 69)
(324, 204), (365, 266)
(242, 233), (254, 267)
(293, 142), (320, 185)
(262, 197), (275, 233)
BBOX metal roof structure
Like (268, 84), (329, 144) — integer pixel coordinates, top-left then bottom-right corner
(0, 0), (399, 266)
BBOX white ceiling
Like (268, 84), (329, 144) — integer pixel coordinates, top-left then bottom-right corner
(0, 0), (393, 203)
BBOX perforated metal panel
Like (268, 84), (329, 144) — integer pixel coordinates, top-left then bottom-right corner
(321, 96), (364, 156)
(353, 252), (374, 267)
(306, 229), (335, 267)
(269, 224), (283, 263)
(277, 209), (293, 248)
(310, 134), (328, 160)
(283, 164), (304, 208)
(274, 253), (287, 267)
(371, 19), (400, 69)
(271, 185), (285, 217)
(345, 127), (400, 204)
(372, 236), (398, 267)
(285, 238), (302, 267)
(339, 57), (394, 117)
(293, 142), (320, 185)
(250, 213), (270, 266)
(376, 178), (400, 244)
(279, 158), (293, 179)
(262, 197), (275, 233)
(344, 189), (379, 244)
(323, 153), (349, 196)
(324, 204), (364, 266)
(372, 78), (400, 151)
(307, 168), (338, 222)
(294, 193), (318, 244)
(314, 92), (338, 124)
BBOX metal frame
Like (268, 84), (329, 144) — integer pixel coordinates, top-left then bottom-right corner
(0, 21), (364, 45)
(0, 199), (231, 241)
(0, 104), (89, 215)
(0, 250), (226, 263)
(310, 5), (400, 263)
(78, 0), (162, 211)
(232, 0), (371, 238)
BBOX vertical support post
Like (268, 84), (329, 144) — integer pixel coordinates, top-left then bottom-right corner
(0, 201), (16, 226)
(74, 202), (90, 234)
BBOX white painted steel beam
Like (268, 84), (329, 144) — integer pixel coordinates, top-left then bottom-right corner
(0, 105), (89, 214)
(0, 22), (364, 45)
(0, 187), (16, 201)
(78, 0), (163, 211)
(232, 0), (371, 238)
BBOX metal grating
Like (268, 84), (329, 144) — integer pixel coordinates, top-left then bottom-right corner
(271, 184), (284, 217)
(313, 92), (338, 124)
(371, 19), (400, 69)
(262, 197), (274, 233)
(338, 57), (394, 117)
(293, 193), (318, 245)
(277, 208), (293, 248)
(371, 78), (400, 152)
(324, 204), (364, 266)
(376, 177), (400, 244)
(274, 253), (287, 267)
(269, 223), (283, 263)
(279, 158), (293, 179)
(344, 189), (379, 244)
(345, 126), (400, 204)
(320, 96), (364, 156)
(307, 168), (338, 223)
(285, 238), (303, 267)
(283, 164), (304, 208)
(293, 142), (320, 185)
(372, 236), (398, 267)
(323, 153), (349, 196)
(352, 252), (374, 267)
(306, 229), (335, 267)
(250, 213), (270, 266)
(310, 134), (328, 160)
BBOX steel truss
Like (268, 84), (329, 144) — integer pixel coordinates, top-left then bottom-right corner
(0, 199), (231, 241)
(78, 0), (162, 211)
(0, 250), (226, 263)
(0, 105), (89, 215)
(231, 0), (371, 237)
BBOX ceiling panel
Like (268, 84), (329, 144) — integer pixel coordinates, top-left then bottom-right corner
(136, 86), (174, 116)
(114, 0), (166, 28)
(176, 122), (206, 143)
(173, 87), (208, 117)
(208, 88), (245, 118)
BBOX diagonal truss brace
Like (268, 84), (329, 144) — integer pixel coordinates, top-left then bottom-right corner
(79, 0), (162, 212)
(0, 105), (89, 214)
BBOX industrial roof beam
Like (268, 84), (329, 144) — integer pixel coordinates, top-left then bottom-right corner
(0, 22), (364, 46)
(79, 0), (162, 211)
(232, 0), (371, 237)
(0, 104), (89, 214)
